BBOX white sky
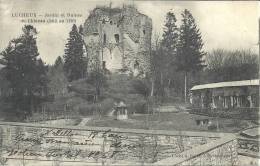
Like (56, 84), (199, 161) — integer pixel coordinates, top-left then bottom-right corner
(0, 0), (259, 64)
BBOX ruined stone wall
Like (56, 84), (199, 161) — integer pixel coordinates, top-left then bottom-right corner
(83, 5), (152, 76)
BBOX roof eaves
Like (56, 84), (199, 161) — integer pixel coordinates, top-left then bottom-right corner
(191, 79), (259, 91)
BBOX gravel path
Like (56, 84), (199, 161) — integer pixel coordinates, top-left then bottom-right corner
(77, 118), (91, 126)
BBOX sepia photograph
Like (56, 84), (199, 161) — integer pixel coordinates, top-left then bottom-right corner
(0, 0), (259, 165)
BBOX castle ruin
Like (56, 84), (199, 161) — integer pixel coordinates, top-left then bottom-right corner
(82, 5), (152, 76)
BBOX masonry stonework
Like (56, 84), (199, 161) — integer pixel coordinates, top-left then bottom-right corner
(178, 140), (238, 166)
(0, 123), (221, 165)
(83, 5), (152, 76)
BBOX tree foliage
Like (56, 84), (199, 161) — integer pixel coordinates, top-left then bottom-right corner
(161, 11), (179, 81)
(176, 9), (205, 73)
(63, 24), (87, 82)
(204, 49), (259, 82)
(161, 11), (179, 56)
(87, 64), (107, 102)
(150, 12), (179, 99)
(174, 9), (206, 102)
(0, 25), (48, 116)
(47, 56), (68, 97)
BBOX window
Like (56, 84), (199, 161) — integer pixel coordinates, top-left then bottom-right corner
(103, 34), (106, 44)
(114, 34), (119, 43)
(102, 61), (106, 69)
(110, 21), (113, 25)
(134, 60), (139, 68)
(143, 29), (146, 35)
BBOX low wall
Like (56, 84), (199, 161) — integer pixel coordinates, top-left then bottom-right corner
(238, 138), (259, 158)
(189, 107), (259, 120)
(0, 122), (237, 165)
(155, 137), (237, 166)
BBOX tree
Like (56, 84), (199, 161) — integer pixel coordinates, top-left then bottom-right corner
(159, 11), (179, 98)
(204, 49), (258, 82)
(150, 32), (161, 97)
(78, 25), (84, 35)
(87, 60), (106, 102)
(54, 56), (63, 67)
(63, 24), (86, 81)
(176, 9), (205, 103)
(161, 11), (179, 56)
(47, 56), (68, 97)
(1, 25), (48, 117)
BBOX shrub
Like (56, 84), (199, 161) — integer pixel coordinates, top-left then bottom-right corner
(131, 79), (150, 97)
(78, 103), (96, 116)
(129, 100), (147, 114)
(78, 98), (114, 116)
(208, 124), (217, 131)
(99, 98), (114, 115)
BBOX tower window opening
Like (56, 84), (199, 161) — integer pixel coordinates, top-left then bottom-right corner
(102, 61), (106, 69)
(103, 34), (106, 44)
(134, 60), (139, 68)
(143, 29), (146, 35)
(114, 34), (119, 43)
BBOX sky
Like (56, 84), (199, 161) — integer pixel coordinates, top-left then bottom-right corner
(0, 0), (259, 65)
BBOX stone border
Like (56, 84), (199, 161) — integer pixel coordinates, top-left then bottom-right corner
(0, 121), (237, 165)
(153, 135), (236, 166)
(0, 121), (234, 138)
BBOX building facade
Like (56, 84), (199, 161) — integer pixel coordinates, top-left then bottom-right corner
(82, 5), (152, 76)
(190, 79), (259, 119)
(191, 79), (259, 109)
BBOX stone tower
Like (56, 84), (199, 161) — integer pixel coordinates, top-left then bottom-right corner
(82, 5), (152, 76)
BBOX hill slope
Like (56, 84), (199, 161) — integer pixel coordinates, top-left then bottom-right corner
(45, 73), (148, 118)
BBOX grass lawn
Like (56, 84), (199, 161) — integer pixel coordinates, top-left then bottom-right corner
(86, 112), (257, 133)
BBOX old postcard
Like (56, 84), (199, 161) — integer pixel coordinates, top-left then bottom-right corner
(0, 0), (259, 165)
